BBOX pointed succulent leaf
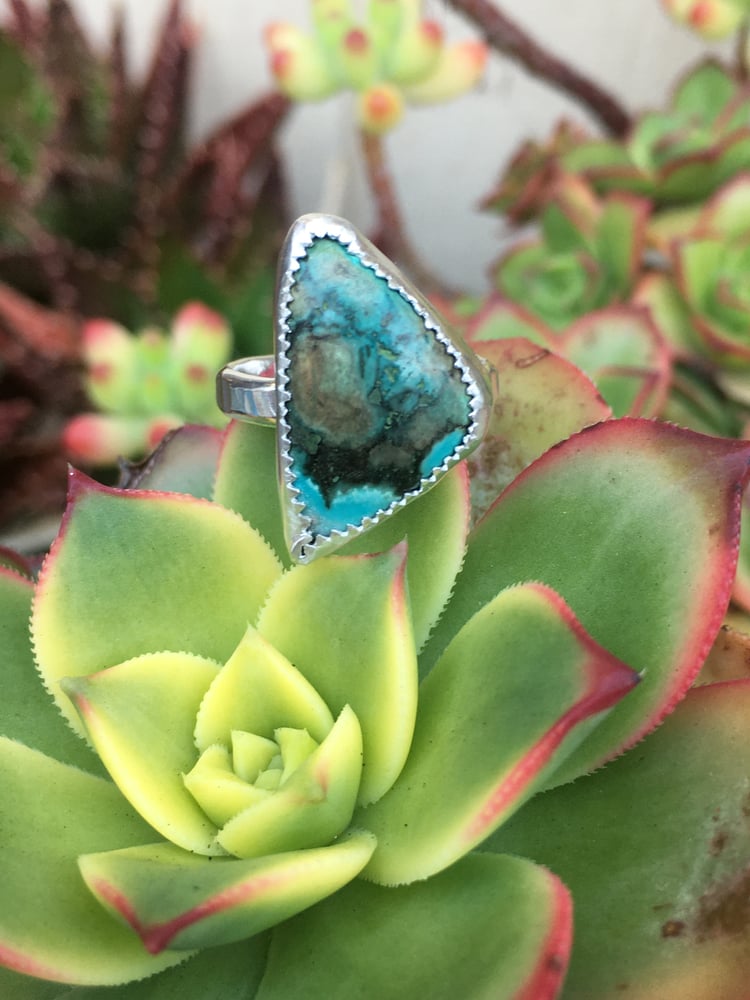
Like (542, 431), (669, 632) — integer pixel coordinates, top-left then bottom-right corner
(697, 172), (750, 239)
(595, 194), (648, 295)
(633, 272), (701, 355)
(213, 422), (287, 563)
(489, 679), (750, 999)
(466, 296), (553, 347)
(671, 59), (738, 119)
(559, 306), (672, 418)
(0, 568), (101, 774)
(117, 424), (223, 499)
(32, 472), (281, 737)
(338, 465), (470, 650)
(258, 546), (417, 806)
(194, 624), (333, 751)
(63, 652), (223, 856)
(358, 583), (637, 885)
(732, 490), (750, 612)
(217, 706), (363, 858)
(33, 939), (271, 1000)
(0, 738), (181, 986)
(423, 420), (750, 783)
(79, 831), (376, 954)
(256, 852), (571, 1000)
(467, 336), (611, 521)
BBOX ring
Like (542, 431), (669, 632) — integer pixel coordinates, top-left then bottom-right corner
(217, 214), (491, 564)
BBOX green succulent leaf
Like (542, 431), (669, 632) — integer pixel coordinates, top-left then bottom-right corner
(79, 831), (376, 954)
(32, 472), (281, 737)
(119, 425), (224, 499)
(560, 306), (671, 418)
(357, 583), (637, 884)
(194, 624), (334, 750)
(0, 569), (101, 774)
(256, 852), (571, 1000)
(215, 422), (470, 648)
(0, 738), (182, 986)
(698, 173), (750, 239)
(672, 60), (737, 121)
(466, 296), (552, 347)
(62, 652), (223, 856)
(489, 680), (750, 999)
(422, 419), (750, 783)
(467, 335), (611, 520)
(258, 545), (417, 806)
(44, 939), (270, 1000)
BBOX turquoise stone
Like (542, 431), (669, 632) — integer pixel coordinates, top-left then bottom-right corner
(282, 235), (474, 543)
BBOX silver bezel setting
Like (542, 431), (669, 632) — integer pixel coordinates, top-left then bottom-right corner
(275, 213), (490, 564)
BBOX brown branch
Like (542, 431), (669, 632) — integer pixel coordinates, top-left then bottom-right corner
(359, 130), (458, 298)
(445, 0), (631, 137)
(736, 19), (750, 83)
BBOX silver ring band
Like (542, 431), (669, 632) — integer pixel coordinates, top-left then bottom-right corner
(216, 357), (277, 425)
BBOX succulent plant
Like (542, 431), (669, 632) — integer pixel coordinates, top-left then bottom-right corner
(491, 175), (649, 331)
(1, 325), (750, 996)
(0, 0), (288, 349)
(62, 302), (232, 465)
(265, 0), (487, 134)
(560, 60), (750, 207)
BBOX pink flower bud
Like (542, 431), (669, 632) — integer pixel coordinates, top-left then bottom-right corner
(62, 414), (153, 464)
(265, 21), (338, 100)
(356, 82), (405, 133)
(661, 0), (745, 38)
(82, 319), (137, 414)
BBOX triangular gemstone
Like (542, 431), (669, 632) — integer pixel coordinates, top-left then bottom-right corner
(276, 216), (487, 562)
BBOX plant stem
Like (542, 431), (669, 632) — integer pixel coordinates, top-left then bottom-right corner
(445, 0), (631, 137)
(359, 129), (457, 297)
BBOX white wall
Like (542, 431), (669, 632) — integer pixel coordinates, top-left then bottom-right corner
(2, 1), (727, 290)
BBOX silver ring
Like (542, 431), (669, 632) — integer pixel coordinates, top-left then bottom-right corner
(217, 214), (491, 564)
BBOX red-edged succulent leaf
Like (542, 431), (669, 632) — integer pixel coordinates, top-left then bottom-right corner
(215, 422), (470, 650)
(467, 336), (610, 520)
(357, 583), (637, 885)
(559, 306), (672, 418)
(697, 623), (750, 685)
(0, 739), (181, 986)
(488, 680), (750, 999)
(257, 546), (417, 806)
(0, 567), (101, 775)
(256, 852), (571, 1000)
(423, 420), (750, 783)
(78, 830), (376, 954)
(32, 471), (281, 737)
(117, 424), (223, 499)
(732, 490), (750, 613)
(62, 652), (223, 856)
(465, 296), (554, 347)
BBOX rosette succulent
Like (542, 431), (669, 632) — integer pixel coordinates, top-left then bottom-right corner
(62, 303), (231, 465)
(265, 0), (487, 133)
(492, 176), (649, 330)
(3, 337), (750, 996)
(560, 60), (750, 206)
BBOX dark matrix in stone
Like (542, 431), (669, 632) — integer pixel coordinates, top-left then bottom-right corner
(284, 236), (472, 536)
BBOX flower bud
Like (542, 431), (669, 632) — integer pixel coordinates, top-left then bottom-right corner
(356, 82), (405, 133)
(402, 40), (488, 104)
(62, 414), (153, 465)
(387, 18), (444, 86)
(82, 319), (137, 414)
(265, 22), (338, 100)
(661, 0), (746, 38)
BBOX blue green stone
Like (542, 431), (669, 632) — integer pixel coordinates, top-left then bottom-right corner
(284, 236), (473, 538)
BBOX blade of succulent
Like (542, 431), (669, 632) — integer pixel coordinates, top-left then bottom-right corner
(464, 335), (611, 521)
(116, 424), (223, 498)
(78, 831), (376, 955)
(356, 583), (637, 885)
(489, 679), (750, 999)
(0, 738), (182, 986)
(32, 471), (281, 737)
(62, 652), (224, 856)
(216, 421), (470, 649)
(559, 306), (672, 418)
(422, 420), (750, 783)
(257, 545), (417, 806)
(255, 853), (571, 1000)
(732, 491), (750, 612)
(0, 567), (101, 774)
